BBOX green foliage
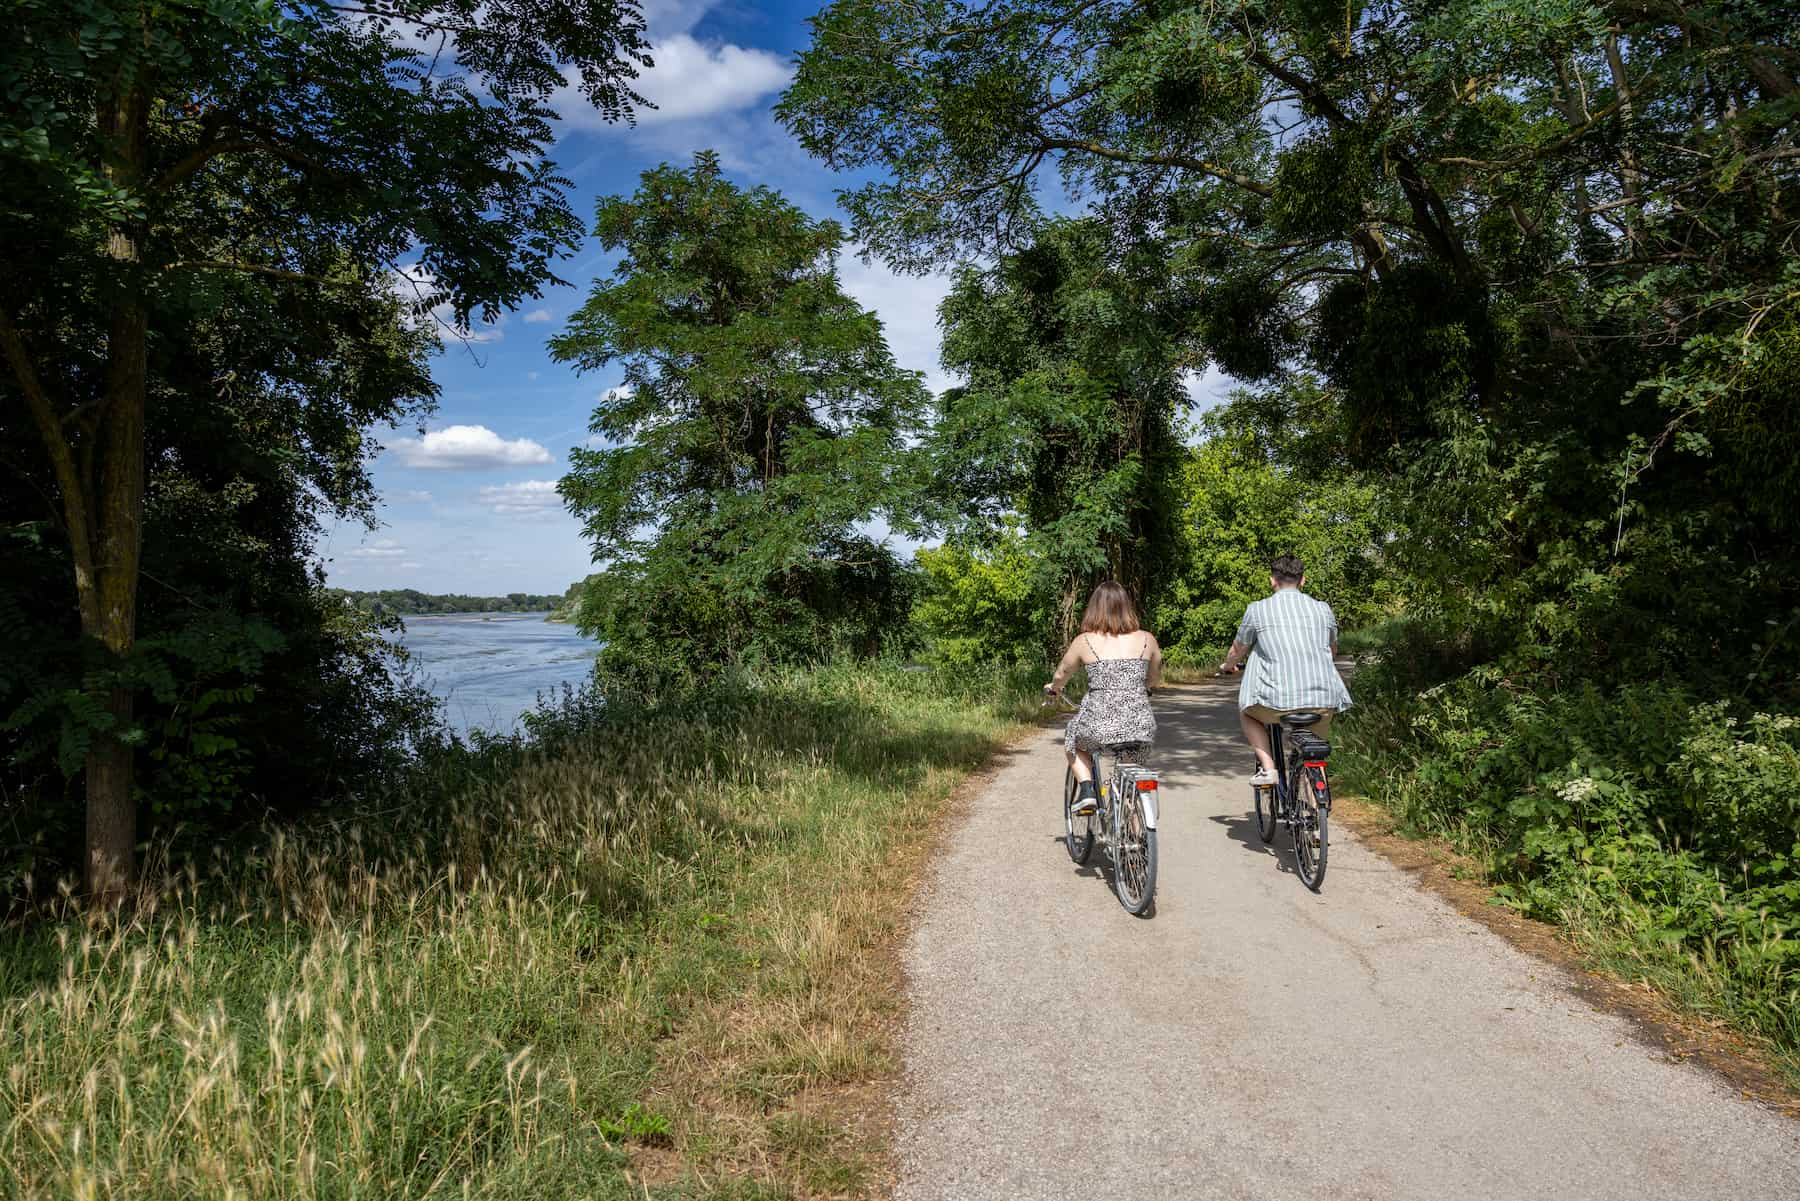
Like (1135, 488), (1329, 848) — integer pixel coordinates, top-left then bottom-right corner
(544, 577), (593, 624)
(596, 1102), (672, 1144)
(552, 153), (929, 685)
(1153, 392), (1397, 661)
(912, 528), (1047, 668)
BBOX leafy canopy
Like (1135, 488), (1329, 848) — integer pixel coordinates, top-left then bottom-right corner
(552, 153), (930, 680)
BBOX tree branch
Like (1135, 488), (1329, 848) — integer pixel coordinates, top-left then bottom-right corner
(1033, 138), (1273, 197)
(161, 259), (341, 285)
(0, 307), (97, 608)
(153, 135), (346, 192)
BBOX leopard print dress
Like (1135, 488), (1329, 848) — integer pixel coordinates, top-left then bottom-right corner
(1064, 637), (1157, 755)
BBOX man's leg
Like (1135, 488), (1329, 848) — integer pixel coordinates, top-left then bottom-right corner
(1240, 707), (1276, 772)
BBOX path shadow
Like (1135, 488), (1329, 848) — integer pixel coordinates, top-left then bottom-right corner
(1046, 834), (1159, 919)
(1209, 811), (1292, 874)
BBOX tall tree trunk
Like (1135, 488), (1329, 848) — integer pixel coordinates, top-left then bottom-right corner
(82, 78), (152, 904)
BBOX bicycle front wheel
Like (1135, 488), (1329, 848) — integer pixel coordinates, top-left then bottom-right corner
(1110, 790), (1158, 915)
(1064, 766), (1095, 864)
(1254, 784), (1277, 843)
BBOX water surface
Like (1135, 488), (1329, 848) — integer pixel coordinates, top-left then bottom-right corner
(397, 613), (598, 736)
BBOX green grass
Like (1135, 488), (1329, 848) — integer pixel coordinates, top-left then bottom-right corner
(0, 662), (1042, 1199)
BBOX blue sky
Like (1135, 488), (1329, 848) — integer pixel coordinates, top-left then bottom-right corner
(323, 0), (1231, 595)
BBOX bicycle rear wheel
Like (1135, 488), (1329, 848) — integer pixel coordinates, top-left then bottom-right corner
(1110, 785), (1157, 915)
(1292, 766), (1329, 891)
(1064, 766), (1095, 864)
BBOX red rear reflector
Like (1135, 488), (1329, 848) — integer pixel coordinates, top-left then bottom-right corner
(1304, 762), (1327, 769)
(1135, 779), (1157, 791)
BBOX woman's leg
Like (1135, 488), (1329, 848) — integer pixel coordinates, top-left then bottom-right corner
(1066, 748), (1096, 782)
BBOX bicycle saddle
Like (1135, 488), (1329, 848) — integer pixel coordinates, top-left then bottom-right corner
(1280, 712), (1324, 728)
(1101, 740), (1150, 761)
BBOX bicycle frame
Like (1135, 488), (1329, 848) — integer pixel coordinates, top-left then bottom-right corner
(1071, 744), (1159, 832)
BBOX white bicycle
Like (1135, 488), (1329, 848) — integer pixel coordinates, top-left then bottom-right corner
(1048, 696), (1160, 915)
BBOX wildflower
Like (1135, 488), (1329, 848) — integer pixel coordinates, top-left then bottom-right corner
(1557, 777), (1599, 804)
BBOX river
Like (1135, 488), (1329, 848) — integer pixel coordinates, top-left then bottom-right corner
(396, 613), (599, 736)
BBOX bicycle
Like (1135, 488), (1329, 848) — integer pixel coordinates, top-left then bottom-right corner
(1048, 694), (1159, 915)
(1252, 712), (1332, 891)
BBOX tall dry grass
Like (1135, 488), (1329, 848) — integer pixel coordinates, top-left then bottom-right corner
(0, 663), (1039, 1199)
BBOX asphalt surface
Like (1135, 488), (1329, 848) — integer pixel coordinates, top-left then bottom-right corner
(895, 683), (1800, 1201)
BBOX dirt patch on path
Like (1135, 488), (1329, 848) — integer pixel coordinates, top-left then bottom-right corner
(1331, 792), (1800, 1121)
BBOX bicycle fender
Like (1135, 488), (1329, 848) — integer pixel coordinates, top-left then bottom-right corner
(1141, 791), (1158, 830)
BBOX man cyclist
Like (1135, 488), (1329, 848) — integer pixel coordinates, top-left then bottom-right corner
(1218, 554), (1352, 785)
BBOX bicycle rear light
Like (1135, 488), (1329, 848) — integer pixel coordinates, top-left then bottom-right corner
(1134, 778), (1158, 791)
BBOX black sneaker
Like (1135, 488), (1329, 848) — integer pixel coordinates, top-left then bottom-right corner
(1071, 782), (1098, 816)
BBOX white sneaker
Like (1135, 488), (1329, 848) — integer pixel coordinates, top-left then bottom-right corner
(1249, 766), (1277, 787)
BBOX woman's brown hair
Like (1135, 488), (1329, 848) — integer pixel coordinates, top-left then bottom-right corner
(1079, 580), (1141, 636)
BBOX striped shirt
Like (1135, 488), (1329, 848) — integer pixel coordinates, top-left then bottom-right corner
(1235, 589), (1353, 713)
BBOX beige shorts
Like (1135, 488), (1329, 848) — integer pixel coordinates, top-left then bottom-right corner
(1243, 705), (1335, 738)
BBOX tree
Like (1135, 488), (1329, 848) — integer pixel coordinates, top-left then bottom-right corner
(930, 219), (1187, 646)
(0, 0), (651, 899)
(551, 153), (930, 683)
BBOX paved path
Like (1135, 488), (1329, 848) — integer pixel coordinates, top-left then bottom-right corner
(896, 683), (1800, 1201)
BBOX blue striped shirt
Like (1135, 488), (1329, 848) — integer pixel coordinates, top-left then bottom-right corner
(1235, 589), (1353, 712)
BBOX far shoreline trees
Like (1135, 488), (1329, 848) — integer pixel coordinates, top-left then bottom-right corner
(329, 590), (566, 617)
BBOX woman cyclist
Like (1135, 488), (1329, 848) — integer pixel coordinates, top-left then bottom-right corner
(1043, 580), (1161, 815)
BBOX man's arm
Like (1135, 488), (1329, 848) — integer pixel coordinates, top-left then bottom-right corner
(1220, 609), (1256, 672)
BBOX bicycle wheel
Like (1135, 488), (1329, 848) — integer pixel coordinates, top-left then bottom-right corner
(1109, 782), (1158, 915)
(1292, 765), (1329, 891)
(1064, 765), (1095, 864)
(1254, 783), (1277, 843)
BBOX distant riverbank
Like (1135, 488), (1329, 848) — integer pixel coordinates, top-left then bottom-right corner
(397, 612), (598, 735)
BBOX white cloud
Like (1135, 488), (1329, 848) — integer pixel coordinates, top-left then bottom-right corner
(523, 308), (553, 323)
(836, 254), (956, 397)
(642, 0), (714, 35)
(391, 425), (553, 469)
(1182, 366), (1240, 412)
(527, 371), (540, 381)
(556, 34), (790, 130)
(478, 479), (565, 516)
(398, 489), (434, 502)
(399, 560), (422, 569)
(351, 538), (408, 559)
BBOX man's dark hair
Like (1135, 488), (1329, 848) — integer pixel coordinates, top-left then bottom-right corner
(1270, 555), (1305, 586)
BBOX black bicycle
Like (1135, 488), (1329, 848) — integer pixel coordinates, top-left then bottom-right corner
(1048, 692), (1160, 915)
(1253, 713), (1332, 891)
